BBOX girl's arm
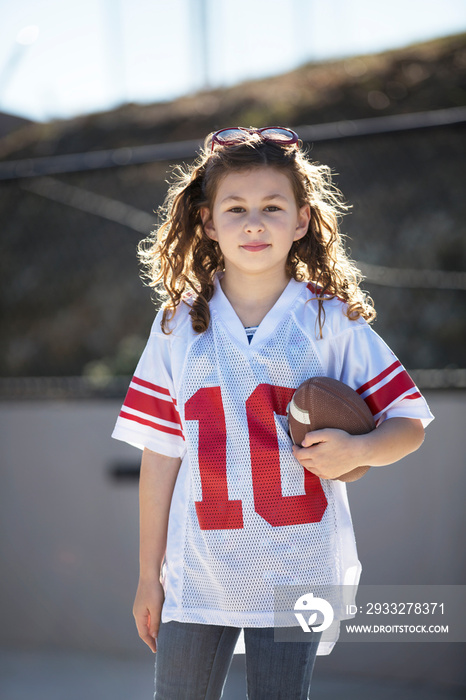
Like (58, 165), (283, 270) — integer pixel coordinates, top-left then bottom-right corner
(133, 447), (181, 652)
(292, 417), (425, 480)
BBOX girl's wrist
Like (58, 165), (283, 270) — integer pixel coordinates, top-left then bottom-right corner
(351, 432), (372, 467)
(139, 563), (163, 582)
(350, 418), (425, 468)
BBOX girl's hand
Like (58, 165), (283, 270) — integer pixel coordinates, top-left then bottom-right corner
(291, 418), (425, 479)
(291, 428), (362, 480)
(133, 577), (165, 653)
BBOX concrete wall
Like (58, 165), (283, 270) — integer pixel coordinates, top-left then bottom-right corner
(1, 392), (465, 686)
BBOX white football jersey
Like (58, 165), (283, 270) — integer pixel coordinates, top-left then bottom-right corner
(112, 276), (433, 654)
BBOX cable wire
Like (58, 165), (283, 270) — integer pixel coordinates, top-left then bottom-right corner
(22, 176), (466, 291)
(1, 106), (465, 180)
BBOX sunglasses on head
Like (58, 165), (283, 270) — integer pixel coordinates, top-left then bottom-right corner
(210, 126), (299, 153)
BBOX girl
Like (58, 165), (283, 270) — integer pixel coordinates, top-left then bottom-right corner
(112, 126), (433, 700)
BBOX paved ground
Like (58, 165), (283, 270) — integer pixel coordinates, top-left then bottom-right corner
(1, 649), (464, 699)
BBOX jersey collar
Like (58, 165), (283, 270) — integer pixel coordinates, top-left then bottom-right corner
(210, 274), (304, 347)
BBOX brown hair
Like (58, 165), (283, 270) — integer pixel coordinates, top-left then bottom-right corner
(138, 131), (376, 334)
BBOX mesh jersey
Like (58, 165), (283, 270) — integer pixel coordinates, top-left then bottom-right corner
(112, 277), (433, 653)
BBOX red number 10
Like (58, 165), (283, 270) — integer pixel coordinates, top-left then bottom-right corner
(185, 384), (328, 530)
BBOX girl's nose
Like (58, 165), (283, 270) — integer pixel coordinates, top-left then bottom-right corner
(244, 212), (264, 233)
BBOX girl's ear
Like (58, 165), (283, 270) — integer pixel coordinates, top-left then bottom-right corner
(294, 204), (311, 241)
(200, 207), (217, 240)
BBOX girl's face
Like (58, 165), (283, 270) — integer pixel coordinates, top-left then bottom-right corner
(201, 167), (310, 282)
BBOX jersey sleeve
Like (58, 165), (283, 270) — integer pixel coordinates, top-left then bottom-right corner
(334, 321), (434, 427)
(111, 310), (186, 458)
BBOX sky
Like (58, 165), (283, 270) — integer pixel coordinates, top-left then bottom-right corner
(0, 0), (465, 123)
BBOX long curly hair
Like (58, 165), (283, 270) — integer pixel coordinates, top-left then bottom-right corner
(138, 130), (376, 334)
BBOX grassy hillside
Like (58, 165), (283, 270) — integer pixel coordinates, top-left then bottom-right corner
(0, 33), (465, 379)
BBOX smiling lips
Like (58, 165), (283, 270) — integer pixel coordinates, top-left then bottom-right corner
(241, 243), (270, 252)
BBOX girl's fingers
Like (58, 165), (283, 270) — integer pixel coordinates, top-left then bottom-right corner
(149, 614), (160, 649)
(135, 612), (158, 653)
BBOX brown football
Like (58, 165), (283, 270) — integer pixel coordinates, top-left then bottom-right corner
(287, 376), (376, 482)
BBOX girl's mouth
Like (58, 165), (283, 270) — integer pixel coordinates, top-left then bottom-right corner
(241, 244), (270, 252)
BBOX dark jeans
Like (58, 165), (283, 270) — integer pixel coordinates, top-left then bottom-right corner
(154, 620), (322, 700)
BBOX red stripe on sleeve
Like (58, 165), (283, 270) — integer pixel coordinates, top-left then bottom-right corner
(132, 375), (172, 397)
(307, 282), (320, 295)
(363, 371), (417, 416)
(306, 282), (344, 302)
(356, 361), (401, 396)
(124, 387), (181, 426)
(119, 410), (185, 440)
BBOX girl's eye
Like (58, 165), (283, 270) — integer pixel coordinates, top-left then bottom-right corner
(226, 205), (281, 213)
